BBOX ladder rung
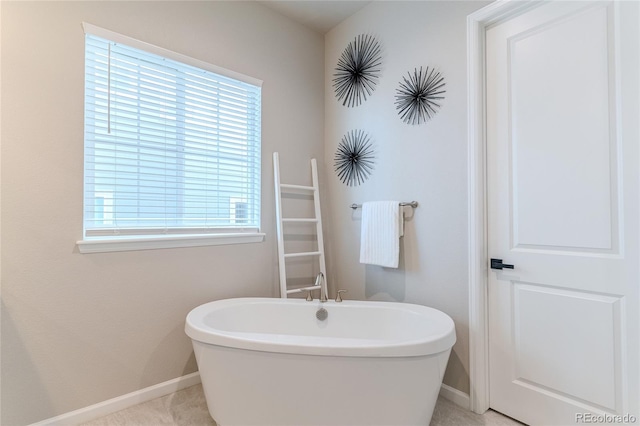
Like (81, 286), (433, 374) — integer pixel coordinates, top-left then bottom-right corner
(280, 183), (315, 191)
(284, 251), (321, 258)
(282, 218), (318, 223)
(286, 285), (321, 294)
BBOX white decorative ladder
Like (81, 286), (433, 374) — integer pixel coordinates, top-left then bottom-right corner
(273, 152), (328, 299)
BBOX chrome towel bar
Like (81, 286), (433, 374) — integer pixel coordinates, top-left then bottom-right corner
(350, 201), (419, 210)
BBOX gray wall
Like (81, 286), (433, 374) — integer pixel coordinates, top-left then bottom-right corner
(324, 0), (490, 395)
(0, 2), (324, 424)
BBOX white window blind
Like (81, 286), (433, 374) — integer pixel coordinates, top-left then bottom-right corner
(83, 26), (262, 239)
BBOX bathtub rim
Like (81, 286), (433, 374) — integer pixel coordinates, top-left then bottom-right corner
(185, 297), (456, 358)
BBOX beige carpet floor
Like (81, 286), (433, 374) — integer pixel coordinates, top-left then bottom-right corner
(82, 384), (523, 426)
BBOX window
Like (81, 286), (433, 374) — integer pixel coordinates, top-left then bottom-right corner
(79, 24), (263, 253)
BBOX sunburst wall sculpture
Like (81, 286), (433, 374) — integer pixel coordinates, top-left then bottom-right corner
(395, 66), (445, 125)
(334, 130), (375, 186)
(332, 34), (382, 108)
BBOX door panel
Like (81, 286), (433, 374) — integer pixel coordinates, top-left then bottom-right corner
(510, 3), (617, 252)
(513, 283), (622, 411)
(486, 1), (638, 424)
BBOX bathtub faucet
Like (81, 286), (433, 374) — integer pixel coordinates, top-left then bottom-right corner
(315, 272), (327, 302)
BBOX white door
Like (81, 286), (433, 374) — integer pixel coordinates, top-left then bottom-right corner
(486, 1), (639, 425)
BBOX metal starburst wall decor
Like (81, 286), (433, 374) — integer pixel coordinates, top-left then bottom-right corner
(395, 66), (446, 125)
(333, 34), (382, 108)
(334, 130), (375, 186)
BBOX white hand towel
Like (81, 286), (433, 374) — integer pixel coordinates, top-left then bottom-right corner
(359, 201), (401, 268)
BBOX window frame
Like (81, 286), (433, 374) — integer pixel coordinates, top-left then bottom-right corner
(77, 23), (264, 253)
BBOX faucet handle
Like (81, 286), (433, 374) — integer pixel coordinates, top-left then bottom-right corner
(306, 290), (314, 302)
(335, 289), (348, 302)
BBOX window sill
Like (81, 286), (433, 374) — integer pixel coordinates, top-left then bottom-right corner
(77, 232), (265, 254)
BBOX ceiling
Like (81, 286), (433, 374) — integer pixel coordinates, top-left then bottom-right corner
(259, 1), (371, 34)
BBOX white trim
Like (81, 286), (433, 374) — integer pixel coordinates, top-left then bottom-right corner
(28, 372), (201, 426)
(0, 1), (3, 420)
(439, 384), (471, 411)
(467, 4), (490, 415)
(82, 23), (263, 88)
(77, 232), (265, 254)
(466, 0), (542, 416)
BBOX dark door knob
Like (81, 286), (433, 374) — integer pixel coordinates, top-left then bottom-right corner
(491, 258), (514, 270)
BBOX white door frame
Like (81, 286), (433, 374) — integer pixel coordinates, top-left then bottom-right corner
(466, 0), (542, 414)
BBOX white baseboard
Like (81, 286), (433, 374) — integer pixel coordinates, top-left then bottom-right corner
(29, 372), (201, 426)
(439, 383), (471, 411)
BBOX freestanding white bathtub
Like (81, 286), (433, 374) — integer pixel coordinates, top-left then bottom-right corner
(185, 297), (456, 426)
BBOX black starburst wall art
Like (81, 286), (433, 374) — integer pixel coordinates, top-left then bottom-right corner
(395, 66), (445, 125)
(334, 130), (375, 186)
(333, 34), (382, 108)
